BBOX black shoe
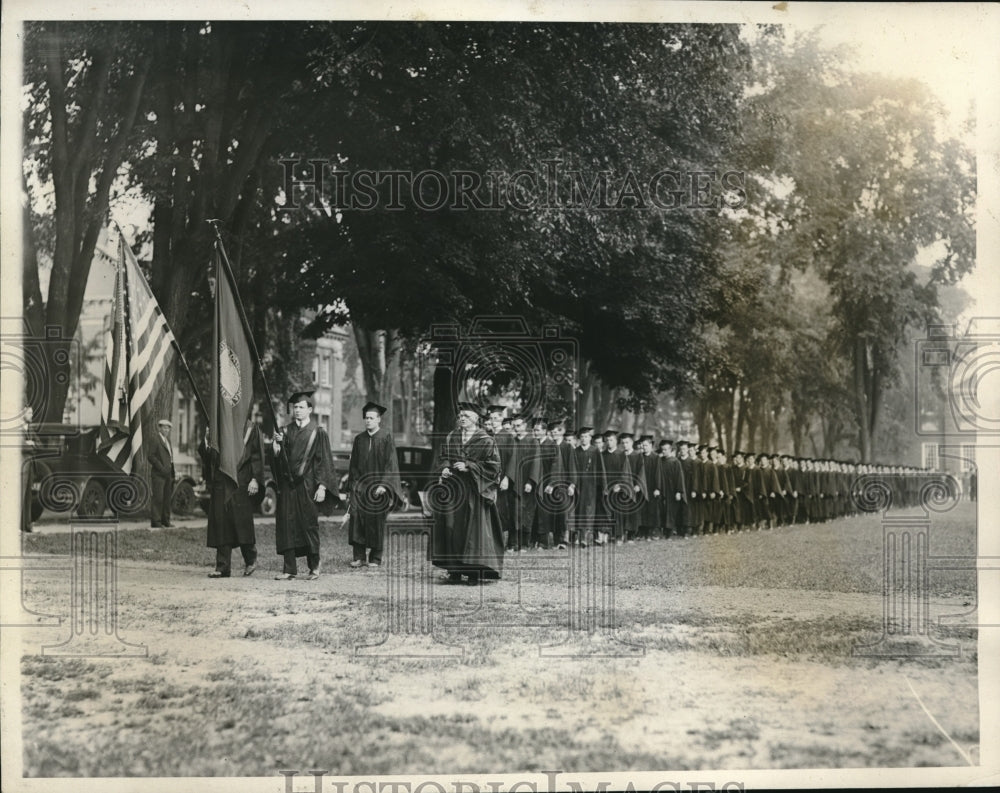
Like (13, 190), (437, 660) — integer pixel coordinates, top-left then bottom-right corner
(163, 522), (174, 528)
(208, 571), (230, 578)
(151, 523), (163, 529)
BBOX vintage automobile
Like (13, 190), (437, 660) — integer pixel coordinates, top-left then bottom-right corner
(396, 445), (435, 511)
(336, 445), (434, 514)
(27, 423), (199, 521)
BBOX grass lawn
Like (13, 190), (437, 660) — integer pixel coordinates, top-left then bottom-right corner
(15, 502), (980, 776)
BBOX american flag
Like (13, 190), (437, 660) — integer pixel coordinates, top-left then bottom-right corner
(96, 235), (177, 474)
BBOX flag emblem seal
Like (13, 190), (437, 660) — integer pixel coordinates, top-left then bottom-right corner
(219, 340), (242, 406)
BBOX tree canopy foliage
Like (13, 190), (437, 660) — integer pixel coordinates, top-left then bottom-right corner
(22, 22), (975, 461)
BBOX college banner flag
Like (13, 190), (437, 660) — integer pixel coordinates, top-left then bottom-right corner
(210, 245), (255, 486)
(97, 236), (178, 474)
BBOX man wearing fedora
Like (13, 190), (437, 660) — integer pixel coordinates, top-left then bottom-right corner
(149, 418), (175, 528)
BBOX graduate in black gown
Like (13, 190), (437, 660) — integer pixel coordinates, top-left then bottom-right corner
(486, 405), (518, 548)
(199, 418), (264, 577)
(569, 427), (606, 546)
(657, 440), (686, 538)
(430, 403), (504, 583)
(270, 390), (335, 580)
(637, 435), (660, 540)
(347, 401), (403, 568)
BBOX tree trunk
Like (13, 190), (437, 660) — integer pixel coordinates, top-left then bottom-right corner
(854, 335), (873, 462)
(734, 385), (748, 451)
(594, 383), (616, 431)
(579, 361), (596, 425)
(431, 347), (456, 462)
(694, 398), (713, 444)
(22, 182), (45, 339)
(36, 28), (151, 423)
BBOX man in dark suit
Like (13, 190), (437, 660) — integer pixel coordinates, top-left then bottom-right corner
(149, 418), (175, 528)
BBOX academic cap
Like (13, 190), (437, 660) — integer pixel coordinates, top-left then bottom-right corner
(487, 404), (507, 416)
(456, 401), (482, 416)
(618, 431), (635, 440)
(362, 401), (387, 417)
(577, 426), (594, 435)
(287, 390), (315, 409)
(639, 434), (655, 443)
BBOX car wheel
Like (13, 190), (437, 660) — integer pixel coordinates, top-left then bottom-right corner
(77, 478), (107, 518)
(171, 480), (196, 517)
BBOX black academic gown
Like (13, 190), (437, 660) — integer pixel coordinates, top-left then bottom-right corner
(270, 420), (335, 555)
(347, 428), (403, 551)
(638, 452), (660, 529)
(430, 428), (505, 579)
(602, 448), (631, 539)
(493, 428), (519, 532)
(571, 444), (606, 520)
(658, 456), (686, 532)
(199, 424), (264, 548)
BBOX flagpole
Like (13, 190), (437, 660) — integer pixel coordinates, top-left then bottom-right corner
(205, 220), (282, 433)
(111, 221), (209, 422)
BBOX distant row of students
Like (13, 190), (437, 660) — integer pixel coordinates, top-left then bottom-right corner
(482, 409), (947, 549)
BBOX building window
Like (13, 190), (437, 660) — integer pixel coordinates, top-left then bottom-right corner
(922, 442), (939, 470)
(960, 443), (976, 471)
(312, 355), (319, 384)
(320, 354), (330, 386)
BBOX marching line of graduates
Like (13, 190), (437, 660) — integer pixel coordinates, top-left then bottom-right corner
(196, 393), (947, 584)
(482, 408), (946, 550)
